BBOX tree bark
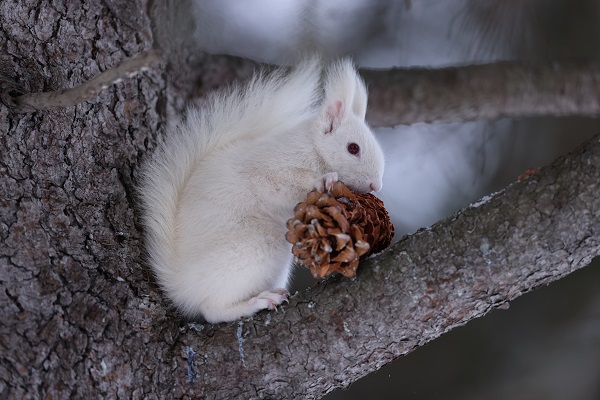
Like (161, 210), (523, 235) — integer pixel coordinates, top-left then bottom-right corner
(10, 50), (163, 112)
(1, 1), (599, 399)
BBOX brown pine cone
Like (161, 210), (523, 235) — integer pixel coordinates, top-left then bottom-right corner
(285, 181), (395, 279)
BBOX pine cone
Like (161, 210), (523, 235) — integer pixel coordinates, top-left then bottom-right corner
(285, 181), (395, 279)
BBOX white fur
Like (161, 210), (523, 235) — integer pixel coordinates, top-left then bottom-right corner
(139, 58), (384, 323)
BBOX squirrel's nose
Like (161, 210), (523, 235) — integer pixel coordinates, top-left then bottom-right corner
(370, 182), (381, 192)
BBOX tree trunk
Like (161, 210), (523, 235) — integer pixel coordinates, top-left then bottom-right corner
(1, 1), (599, 399)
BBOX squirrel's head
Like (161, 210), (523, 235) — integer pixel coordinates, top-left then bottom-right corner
(314, 60), (384, 194)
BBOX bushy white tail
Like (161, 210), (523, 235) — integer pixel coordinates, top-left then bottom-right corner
(138, 58), (322, 292)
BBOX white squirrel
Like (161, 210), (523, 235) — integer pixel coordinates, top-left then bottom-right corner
(139, 58), (385, 323)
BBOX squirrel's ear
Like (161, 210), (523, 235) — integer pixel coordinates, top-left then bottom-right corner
(324, 100), (344, 134)
(352, 73), (368, 119)
(322, 59), (367, 129)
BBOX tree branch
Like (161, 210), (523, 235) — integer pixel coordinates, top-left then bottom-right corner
(169, 134), (600, 399)
(363, 61), (600, 127)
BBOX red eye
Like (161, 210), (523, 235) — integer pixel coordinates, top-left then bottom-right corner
(347, 142), (360, 155)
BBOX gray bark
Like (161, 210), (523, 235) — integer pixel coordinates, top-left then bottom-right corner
(1, 1), (599, 399)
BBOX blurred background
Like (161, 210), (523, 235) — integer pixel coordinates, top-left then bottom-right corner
(185, 0), (600, 235)
(164, 0), (600, 398)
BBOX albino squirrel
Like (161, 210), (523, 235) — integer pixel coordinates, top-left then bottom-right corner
(139, 58), (384, 323)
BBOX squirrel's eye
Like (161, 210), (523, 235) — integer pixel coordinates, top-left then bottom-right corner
(347, 142), (360, 155)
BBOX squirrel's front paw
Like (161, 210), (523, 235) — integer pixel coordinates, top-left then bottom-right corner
(247, 289), (289, 312)
(314, 172), (339, 193)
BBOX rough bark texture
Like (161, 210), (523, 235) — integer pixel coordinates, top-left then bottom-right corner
(363, 61), (600, 127)
(11, 50), (163, 112)
(1, 1), (600, 399)
(0, 1), (166, 399)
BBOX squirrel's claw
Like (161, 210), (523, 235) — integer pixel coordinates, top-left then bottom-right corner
(314, 172), (339, 193)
